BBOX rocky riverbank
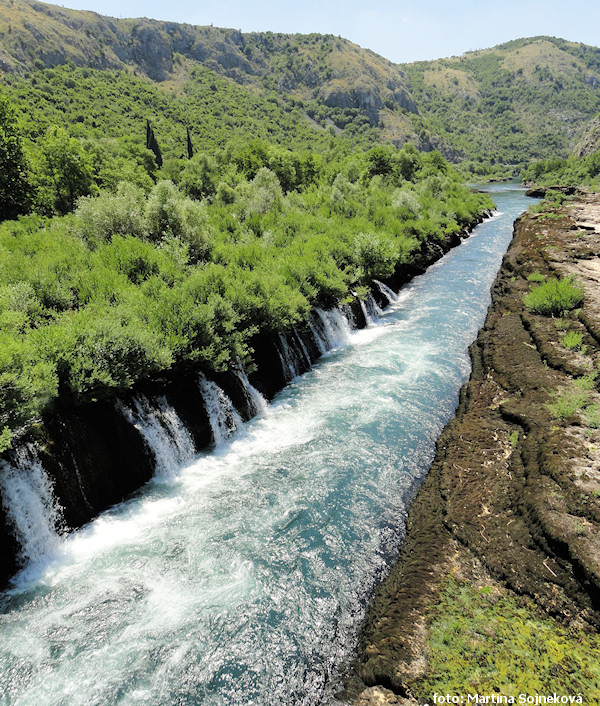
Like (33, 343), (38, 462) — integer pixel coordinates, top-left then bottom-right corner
(343, 192), (600, 704)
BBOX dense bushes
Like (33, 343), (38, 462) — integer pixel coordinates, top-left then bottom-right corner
(0, 140), (493, 445)
(0, 93), (32, 220)
(522, 149), (600, 187)
(32, 127), (97, 215)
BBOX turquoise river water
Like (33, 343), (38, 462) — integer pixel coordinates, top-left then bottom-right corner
(0, 185), (532, 705)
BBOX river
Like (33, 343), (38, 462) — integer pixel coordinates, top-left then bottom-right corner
(0, 184), (532, 706)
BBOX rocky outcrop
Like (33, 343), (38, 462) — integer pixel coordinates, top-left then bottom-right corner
(576, 114), (600, 157)
(321, 82), (418, 126)
(321, 84), (383, 124)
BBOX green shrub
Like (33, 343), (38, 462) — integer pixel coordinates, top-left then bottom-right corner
(561, 330), (585, 351)
(392, 187), (421, 218)
(145, 180), (186, 240)
(583, 404), (600, 429)
(236, 167), (283, 219)
(75, 181), (147, 242)
(32, 126), (96, 215)
(0, 426), (12, 453)
(57, 310), (172, 399)
(526, 271), (546, 283)
(331, 173), (358, 216)
(523, 275), (584, 316)
(215, 181), (235, 204)
(353, 231), (399, 281)
(574, 371), (598, 390)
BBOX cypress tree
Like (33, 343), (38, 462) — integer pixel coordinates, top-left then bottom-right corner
(145, 120), (163, 168)
(186, 127), (194, 160)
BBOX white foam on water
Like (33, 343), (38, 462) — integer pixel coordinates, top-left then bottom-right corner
(116, 394), (195, 480)
(0, 445), (63, 570)
(198, 373), (244, 446)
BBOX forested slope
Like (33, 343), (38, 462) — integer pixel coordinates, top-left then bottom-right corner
(2, 2), (600, 171)
(403, 37), (600, 175)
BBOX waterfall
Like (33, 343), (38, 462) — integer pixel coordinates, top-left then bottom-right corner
(292, 326), (313, 368)
(0, 445), (64, 566)
(308, 308), (352, 354)
(359, 299), (374, 327)
(233, 366), (268, 417)
(314, 308), (351, 349)
(342, 303), (356, 329)
(198, 374), (244, 447)
(365, 294), (383, 323)
(276, 333), (302, 382)
(116, 394), (195, 479)
(373, 280), (398, 304)
(308, 314), (328, 355)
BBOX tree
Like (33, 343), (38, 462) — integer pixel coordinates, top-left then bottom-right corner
(186, 127), (194, 160)
(180, 153), (218, 200)
(146, 120), (163, 168)
(34, 127), (96, 215)
(0, 92), (32, 221)
(365, 146), (395, 180)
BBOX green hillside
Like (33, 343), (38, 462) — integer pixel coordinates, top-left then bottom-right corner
(2, 62), (344, 154)
(402, 37), (600, 175)
(2, 2), (600, 173)
(0, 0), (423, 148)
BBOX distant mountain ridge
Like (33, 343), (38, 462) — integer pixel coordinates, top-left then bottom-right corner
(0, 1), (416, 123)
(403, 36), (600, 172)
(1, 0), (600, 171)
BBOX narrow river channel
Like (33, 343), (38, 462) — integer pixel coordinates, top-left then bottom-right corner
(0, 184), (532, 706)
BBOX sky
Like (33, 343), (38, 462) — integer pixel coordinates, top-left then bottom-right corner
(53, 0), (600, 64)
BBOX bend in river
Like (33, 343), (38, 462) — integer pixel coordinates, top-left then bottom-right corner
(0, 184), (531, 706)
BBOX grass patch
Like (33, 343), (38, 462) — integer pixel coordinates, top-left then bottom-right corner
(415, 577), (600, 700)
(574, 371), (598, 391)
(528, 202), (549, 215)
(583, 404), (600, 429)
(508, 430), (519, 447)
(562, 330), (586, 352)
(546, 389), (589, 420)
(523, 275), (584, 317)
(526, 271), (546, 283)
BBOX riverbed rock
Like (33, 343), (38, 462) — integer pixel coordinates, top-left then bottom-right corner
(356, 686), (416, 705)
(349, 192), (600, 701)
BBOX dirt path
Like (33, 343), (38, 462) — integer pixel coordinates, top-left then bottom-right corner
(341, 193), (600, 705)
